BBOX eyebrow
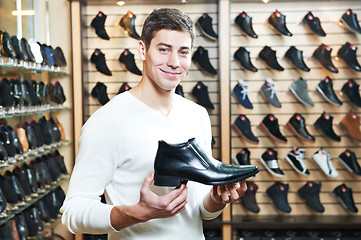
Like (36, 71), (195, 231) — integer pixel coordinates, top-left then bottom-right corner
(157, 42), (190, 50)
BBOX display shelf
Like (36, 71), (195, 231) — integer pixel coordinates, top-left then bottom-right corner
(0, 174), (69, 226)
(0, 140), (71, 173)
(0, 106), (69, 120)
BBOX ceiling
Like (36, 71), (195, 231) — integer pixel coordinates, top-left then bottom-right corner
(72, 0), (360, 4)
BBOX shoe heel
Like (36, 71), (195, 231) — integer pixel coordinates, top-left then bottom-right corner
(154, 174), (182, 187)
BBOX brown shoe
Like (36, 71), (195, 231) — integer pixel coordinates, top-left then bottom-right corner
(53, 116), (66, 141)
(14, 124), (29, 152)
(340, 111), (361, 141)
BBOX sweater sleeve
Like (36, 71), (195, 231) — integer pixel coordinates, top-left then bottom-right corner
(60, 115), (120, 234)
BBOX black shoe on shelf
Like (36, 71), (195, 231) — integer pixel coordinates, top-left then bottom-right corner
(312, 44), (338, 73)
(333, 183), (358, 213)
(0, 31), (16, 58)
(0, 78), (15, 109)
(260, 148), (284, 178)
(235, 11), (258, 38)
(337, 42), (361, 72)
(233, 148), (250, 165)
(90, 49), (112, 76)
(0, 174), (19, 205)
(55, 47), (67, 67)
(232, 114), (259, 144)
(286, 113), (315, 143)
(10, 78), (24, 108)
(196, 13), (218, 40)
(118, 82), (132, 95)
(241, 181), (260, 213)
(192, 81), (214, 110)
(91, 82), (110, 106)
(15, 212), (29, 240)
(302, 11), (326, 37)
(21, 38), (36, 62)
(298, 181), (325, 213)
(6, 125), (23, 155)
(338, 149), (361, 176)
(314, 112), (341, 142)
(234, 47), (258, 72)
(175, 84), (184, 97)
(118, 49), (142, 76)
(266, 181), (291, 213)
(35, 199), (51, 223)
(91, 11), (110, 40)
(23, 207), (40, 237)
(119, 11), (141, 40)
(268, 10), (293, 36)
(285, 147), (309, 176)
(10, 36), (25, 61)
(259, 46), (284, 71)
(13, 167), (31, 197)
(192, 46), (217, 75)
(4, 170), (26, 203)
(0, 126), (16, 158)
(259, 114), (287, 144)
(285, 46), (310, 72)
(316, 76), (342, 106)
(341, 79), (361, 108)
(340, 9), (361, 34)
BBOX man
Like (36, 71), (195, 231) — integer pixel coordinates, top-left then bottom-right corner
(61, 8), (247, 240)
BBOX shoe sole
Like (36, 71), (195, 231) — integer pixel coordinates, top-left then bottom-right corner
(196, 21), (217, 41)
(316, 85), (342, 107)
(289, 85), (314, 107)
(285, 122), (315, 143)
(232, 123), (259, 145)
(259, 157), (284, 178)
(285, 155), (309, 176)
(259, 122), (287, 144)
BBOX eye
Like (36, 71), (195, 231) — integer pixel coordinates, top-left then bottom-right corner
(159, 48), (169, 53)
(179, 50), (189, 57)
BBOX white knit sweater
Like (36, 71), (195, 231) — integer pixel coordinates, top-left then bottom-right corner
(61, 91), (223, 240)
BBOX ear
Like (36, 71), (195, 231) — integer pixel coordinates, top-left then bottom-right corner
(137, 40), (146, 61)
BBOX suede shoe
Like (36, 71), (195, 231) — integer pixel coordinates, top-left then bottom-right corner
(314, 112), (341, 142)
(119, 11), (141, 40)
(192, 81), (214, 110)
(241, 181), (260, 213)
(286, 147), (309, 176)
(154, 138), (259, 187)
(259, 46), (284, 71)
(333, 183), (358, 213)
(298, 181), (324, 213)
(196, 13), (218, 40)
(91, 11), (110, 40)
(302, 11), (326, 37)
(317, 76), (342, 106)
(338, 149), (361, 176)
(118, 49), (142, 76)
(268, 10), (292, 36)
(286, 113), (315, 143)
(312, 148), (338, 178)
(90, 49), (112, 76)
(337, 42), (361, 71)
(233, 79), (253, 109)
(259, 114), (287, 144)
(91, 82), (110, 106)
(285, 46), (310, 72)
(340, 9), (361, 34)
(234, 47), (257, 72)
(192, 46), (217, 75)
(260, 148), (284, 177)
(118, 82), (132, 95)
(312, 44), (338, 73)
(232, 114), (259, 144)
(266, 181), (291, 213)
(290, 77), (314, 107)
(235, 12), (258, 38)
(233, 148), (251, 166)
(341, 79), (361, 107)
(260, 78), (281, 108)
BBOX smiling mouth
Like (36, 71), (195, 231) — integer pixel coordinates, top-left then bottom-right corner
(160, 69), (181, 75)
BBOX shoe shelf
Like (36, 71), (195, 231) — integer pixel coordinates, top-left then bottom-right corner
(0, 140), (71, 173)
(0, 105), (68, 120)
(0, 174), (69, 227)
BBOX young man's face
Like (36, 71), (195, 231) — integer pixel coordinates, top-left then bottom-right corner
(139, 29), (192, 91)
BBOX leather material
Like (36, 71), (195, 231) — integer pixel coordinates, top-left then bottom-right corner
(286, 113), (315, 142)
(232, 114), (259, 144)
(302, 11), (326, 37)
(0, 78), (15, 108)
(6, 219), (19, 240)
(285, 46), (310, 72)
(54, 150), (68, 174)
(21, 163), (38, 195)
(21, 38), (35, 62)
(10, 79), (24, 107)
(54, 47), (67, 67)
(91, 11), (110, 40)
(192, 46), (217, 75)
(90, 49), (112, 76)
(298, 181), (324, 213)
(196, 13), (218, 40)
(20, 80), (32, 106)
(340, 9), (361, 34)
(0, 174), (18, 204)
(23, 122), (37, 150)
(259, 46), (284, 71)
(29, 160), (46, 190)
(266, 181), (291, 213)
(30, 120), (44, 148)
(0, 141), (9, 163)
(340, 111), (361, 141)
(0, 31), (16, 58)
(260, 148), (284, 177)
(10, 36), (25, 61)
(235, 11), (258, 38)
(0, 126), (16, 158)
(259, 114), (287, 144)
(6, 126), (23, 155)
(15, 213), (29, 240)
(31, 80), (43, 106)
(23, 80), (40, 106)
(234, 148), (250, 165)
(316, 76), (342, 106)
(53, 116), (66, 141)
(119, 11), (141, 40)
(43, 191), (61, 219)
(0, 187), (7, 215)
(154, 138), (259, 187)
(234, 47), (258, 72)
(312, 44), (338, 73)
(15, 125), (29, 153)
(13, 167), (32, 197)
(4, 171), (26, 203)
(23, 208), (40, 237)
(337, 42), (361, 72)
(341, 79), (361, 108)
(192, 81), (214, 110)
(268, 10), (293, 36)
(118, 49), (142, 76)
(35, 200), (51, 223)
(314, 112), (341, 142)
(338, 149), (361, 176)
(91, 82), (110, 106)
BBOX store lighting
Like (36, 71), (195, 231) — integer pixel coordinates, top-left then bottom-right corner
(117, 1), (125, 6)
(262, 0), (270, 3)
(11, 10), (35, 16)
(180, 0), (187, 3)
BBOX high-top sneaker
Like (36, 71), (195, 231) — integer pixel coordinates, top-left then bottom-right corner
(268, 10), (293, 36)
(302, 11), (326, 37)
(118, 49), (142, 76)
(316, 76), (342, 106)
(90, 82), (109, 106)
(337, 42), (361, 71)
(339, 9), (361, 34)
(260, 148), (284, 177)
(234, 47), (258, 72)
(192, 46), (217, 75)
(117, 82), (132, 95)
(312, 148), (338, 178)
(90, 49), (112, 76)
(266, 181), (291, 213)
(340, 111), (361, 141)
(259, 46), (284, 71)
(233, 79), (253, 109)
(298, 181), (324, 213)
(235, 11), (258, 38)
(285, 46), (310, 72)
(314, 112), (341, 142)
(286, 113), (315, 143)
(119, 11), (141, 40)
(90, 11), (110, 40)
(341, 79), (361, 107)
(233, 148), (250, 165)
(338, 149), (361, 176)
(312, 44), (338, 73)
(232, 114), (259, 144)
(241, 181), (260, 213)
(196, 13), (218, 40)
(333, 183), (358, 213)
(192, 81), (214, 110)
(259, 114), (287, 144)
(286, 147), (309, 176)
(260, 78), (281, 108)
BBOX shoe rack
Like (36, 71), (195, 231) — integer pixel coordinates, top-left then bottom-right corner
(70, 0), (361, 240)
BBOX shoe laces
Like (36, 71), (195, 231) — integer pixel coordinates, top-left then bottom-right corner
(238, 80), (249, 100)
(265, 78), (277, 99)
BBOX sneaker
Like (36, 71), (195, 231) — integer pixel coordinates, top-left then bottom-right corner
(337, 42), (361, 72)
(312, 44), (338, 73)
(333, 183), (358, 213)
(316, 76), (342, 107)
(302, 11), (326, 37)
(260, 148), (284, 177)
(314, 112), (341, 142)
(90, 49), (112, 76)
(241, 181), (260, 213)
(90, 11), (110, 40)
(338, 149), (361, 176)
(312, 148), (338, 178)
(285, 46), (310, 72)
(285, 147), (309, 176)
(235, 11), (258, 38)
(260, 78), (281, 108)
(286, 113), (315, 143)
(234, 47), (258, 72)
(259, 46), (284, 71)
(290, 77), (314, 107)
(339, 9), (361, 35)
(118, 49), (142, 76)
(232, 114), (259, 144)
(196, 13), (218, 40)
(298, 181), (324, 213)
(268, 10), (293, 36)
(233, 79), (253, 109)
(192, 81), (214, 110)
(341, 79), (361, 108)
(192, 46), (217, 75)
(233, 148), (250, 165)
(266, 181), (291, 213)
(259, 114), (287, 144)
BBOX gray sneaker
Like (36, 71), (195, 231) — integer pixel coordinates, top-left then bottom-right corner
(260, 78), (281, 108)
(290, 77), (314, 107)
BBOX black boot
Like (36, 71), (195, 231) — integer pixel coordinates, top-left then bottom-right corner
(119, 11), (141, 40)
(118, 49), (142, 76)
(340, 9), (361, 34)
(259, 114), (287, 144)
(235, 12), (258, 38)
(302, 11), (326, 37)
(312, 44), (338, 73)
(285, 46), (310, 72)
(259, 46), (284, 71)
(0, 31), (16, 58)
(234, 47), (257, 72)
(298, 181), (324, 213)
(286, 113), (315, 143)
(192, 46), (217, 75)
(175, 84), (184, 97)
(196, 13), (218, 40)
(314, 112), (341, 142)
(341, 79), (361, 108)
(266, 181), (291, 213)
(191, 81), (214, 110)
(268, 10), (292, 36)
(337, 42), (361, 72)
(233, 148), (250, 165)
(232, 114), (259, 144)
(90, 49), (112, 76)
(316, 76), (342, 107)
(117, 82), (132, 94)
(91, 82), (110, 106)
(91, 11), (110, 40)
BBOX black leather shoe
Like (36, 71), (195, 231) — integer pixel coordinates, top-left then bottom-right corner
(91, 11), (110, 40)
(233, 148), (250, 165)
(20, 80), (33, 106)
(21, 38), (36, 62)
(0, 78), (15, 109)
(43, 191), (61, 219)
(119, 11), (141, 40)
(302, 11), (326, 37)
(13, 167), (32, 197)
(0, 174), (18, 205)
(53, 81), (66, 104)
(314, 112), (341, 142)
(0, 141), (8, 166)
(6, 125), (23, 155)
(118, 49), (142, 76)
(232, 114), (259, 144)
(340, 9), (361, 34)
(10, 36), (25, 61)
(341, 79), (361, 107)
(235, 12), (258, 38)
(154, 138), (259, 187)
(285, 46), (310, 72)
(266, 181), (291, 213)
(286, 113), (315, 143)
(91, 82), (110, 106)
(175, 84), (184, 97)
(30, 120), (44, 148)
(118, 82), (132, 94)
(196, 13), (218, 40)
(0, 188), (7, 217)
(90, 49), (112, 76)
(38, 116), (55, 145)
(23, 208), (40, 237)
(4, 170), (26, 203)
(312, 44), (338, 73)
(21, 163), (39, 195)
(10, 78), (24, 108)
(15, 213), (29, 240)
(268, 10), (292, 36)
(234, 47), (257, 72)
(0, 31), (16, 58)
(298, 181), (324, 213)
(316, 76), (342, 106)
(23, 80), (40, 106)
(259, 46), (284, 71)
(53, 150), (68, 174)
(259, 114), (287, 144)
(192, 46), (217, 75)
(44, 45), (55, 66)
(338, 149), (361, 176)
(192, 81), (214, 110)
(0, 126), (16, 158)
(0, 222), (13, 239)
(35, 199), (51, 223)
(337, 42), (361, 72)
(23, 122), (38, 150)
(55, 47), (67, 67)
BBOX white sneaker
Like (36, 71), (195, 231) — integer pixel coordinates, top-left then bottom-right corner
(285, 147), (310, 176)
(312, 148), (338, 178)
(28, 39), (43, 64)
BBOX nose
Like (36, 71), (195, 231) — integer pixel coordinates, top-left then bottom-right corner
(167, 52), (180, 69)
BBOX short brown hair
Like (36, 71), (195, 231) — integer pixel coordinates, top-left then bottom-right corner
(141, 8), (195, 49)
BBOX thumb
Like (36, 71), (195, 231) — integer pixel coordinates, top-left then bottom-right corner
(141, 171), (154, 190)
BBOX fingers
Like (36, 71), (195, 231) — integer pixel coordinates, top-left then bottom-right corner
(212, 181), (248, 204)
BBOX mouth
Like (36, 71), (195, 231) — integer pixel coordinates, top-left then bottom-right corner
(159, 69), (181, 77)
